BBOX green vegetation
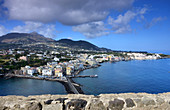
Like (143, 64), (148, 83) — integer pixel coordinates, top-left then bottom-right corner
(159, 54), (170, 58)
(146, 53), (153, 56)
(0, 54), (50, 74)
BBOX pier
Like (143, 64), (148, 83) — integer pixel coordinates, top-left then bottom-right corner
(67, 75), (98, 78)
(4, 74), (83, 94)
(66, 77), (80, 94)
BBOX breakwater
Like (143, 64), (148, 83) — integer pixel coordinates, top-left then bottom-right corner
(0, 93), (170, 110)
(1, 64), (99, 95)
(3, 74), (84, 94)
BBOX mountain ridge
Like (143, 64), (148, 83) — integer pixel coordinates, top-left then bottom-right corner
(0, 32), (55, 44)
(0, 32), (111, 51)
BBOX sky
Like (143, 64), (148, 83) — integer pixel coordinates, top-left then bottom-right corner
(0, 0), (170, 52)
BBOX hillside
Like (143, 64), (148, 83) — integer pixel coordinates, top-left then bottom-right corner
(57, 39), (99, 50)
(0, 32), (111, 52)
(0, 32), (55, 44)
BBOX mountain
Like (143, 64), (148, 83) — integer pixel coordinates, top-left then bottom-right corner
(0, 32), (112, 52)
(0, 32), (55, 44)
(56, 39), (112, 51)
(57, 39), (101, 50)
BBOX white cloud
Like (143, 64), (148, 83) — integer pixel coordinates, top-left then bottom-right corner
(0, 25), (8, 36)
(1, 1), (162, 39)
(136, 7), (148, 22)
(3, 0), (134, 25)
(138, 7), (148, 15)
(73, 7), (148, 37)
(67, 37), (72, 40)
(108, 7), (147, 34)
(145, 17), (165, 28)
(114, 25), (132, 34)
(11, 22), (56, 38)
(73, 21), (109, 38)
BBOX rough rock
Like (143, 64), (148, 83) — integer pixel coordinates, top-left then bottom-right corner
(43, 103), (62, 110)
(87, 99), (107, 110)
(0, 106), (9, 110)
(125, 98), (135, 107)
(142, 98), (156, 106)
(25, 102), (42, 110)
(0, 93), (170, 110)
(108, 99), (125, 110)
(66, 99), (87, 110)
(44, 100), (53, 105)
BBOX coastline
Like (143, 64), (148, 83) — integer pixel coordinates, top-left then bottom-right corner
(1, 57), (169, 96)
(1, 74), (85, 94)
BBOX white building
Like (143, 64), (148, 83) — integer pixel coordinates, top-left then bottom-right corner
(54, 66), (63, 77)
(54, 57), (60, 62)
(42, 69), (53, 76)
(66, 65), (74, 75)
(51, 51), (60, 54)
(27, 69), (37, 76)
(87, 59), (99, 66)
(127, 53), (161, 60)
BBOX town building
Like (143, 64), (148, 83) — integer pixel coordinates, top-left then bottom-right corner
(27, 68), (37, 76)
(19, 56), (27, 61)
(54, 67), (63, 77)
(42, 69), (53, 76)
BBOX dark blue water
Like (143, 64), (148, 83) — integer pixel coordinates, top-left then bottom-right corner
(0, 59), (170, 96)
(74, 59), (170, 95)
(0, 78), (66, 96)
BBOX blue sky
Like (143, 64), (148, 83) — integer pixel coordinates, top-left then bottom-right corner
(0, 0), (170, 52)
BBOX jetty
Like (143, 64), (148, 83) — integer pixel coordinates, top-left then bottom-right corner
(67, 74), (98, 78)
(3, 74), (83, 94)
(66, 77), (80, 94)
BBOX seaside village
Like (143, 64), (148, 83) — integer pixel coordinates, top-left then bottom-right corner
(13, 52), (161, 79)
(0, 49), (162, 79)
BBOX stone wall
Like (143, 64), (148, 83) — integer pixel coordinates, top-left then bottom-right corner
(0, 93), (170, 110)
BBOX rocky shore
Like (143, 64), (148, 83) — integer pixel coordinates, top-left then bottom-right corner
(0, 93), (170, 110)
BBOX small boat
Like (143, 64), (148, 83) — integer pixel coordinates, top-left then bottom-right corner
(90, 74), (98, 78)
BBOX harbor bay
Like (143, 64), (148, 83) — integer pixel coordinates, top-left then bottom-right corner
(0, 77), (66, 96)
(1, 58), (170, 96)
(73, 59), (170, 95)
